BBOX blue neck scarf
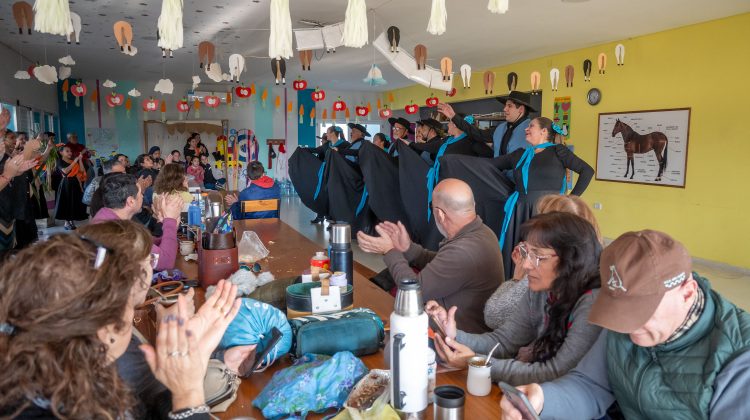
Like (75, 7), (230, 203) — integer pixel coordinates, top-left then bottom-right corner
(426, 133), (467, 220)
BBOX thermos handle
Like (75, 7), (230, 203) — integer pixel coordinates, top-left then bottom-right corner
(392, 333), (406, 410)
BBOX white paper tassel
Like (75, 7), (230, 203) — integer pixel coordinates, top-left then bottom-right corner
(427, 0), (447, 36)
(157, 0), (184, 51)
(341, 0), (368, 48)
(33, 0), (72, 36)
(269, 0), (293, 59)
(488, 0), (509, 14)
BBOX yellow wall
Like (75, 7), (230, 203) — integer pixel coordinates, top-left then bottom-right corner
(389, 13), (750, 268)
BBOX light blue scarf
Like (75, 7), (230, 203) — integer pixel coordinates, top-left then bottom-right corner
(426, 133), (467, 220)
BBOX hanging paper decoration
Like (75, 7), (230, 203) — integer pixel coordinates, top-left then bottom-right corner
(235, 85), (251, 98)
(322, 108), (328, 121)
(154, 79), (174, 94)
(193, 98), (201, 118)
(205, 95), (220, 108)
(344, 107), (351, 123)
(125, 97), (132, 119)
(269, 0), (293, 59)
(388, 92), (394, 103)
(366, 102), (372, 120)
(414, 44), (427, 70)
(615, 44), (625, 66)
(376, 98), (382, 110)
(250, 83), (256, 95)
(355, 104), (368, 117)
(332, 108), (337, 120)
(427, 0), (447, 35)
(106, 92), (124, 108)
(507, 72), (518, 92)
(88, 87), (97, 111)
(483, 71), (495, 95)
(14, 70), (31, 80)
(342, 0), (368, 48)
(160, 100), (167, 121)
(425, 94), (439, 108)
(564, 65), (574, 88)
(142, 98), (159, 112)
(363, 64), (387, 86)
(311, 87), (325, 102)
(549, 68), (560, 91)
(487, 0), (509, 14)
(113, 21), (136, 55)
(33, 0), (72, 36)
(275, 95), (281, 110)
(271, 58), (287, 85)
(66, 12), (81, 44)
(460, 64), (471, 88)
(598, 53), (607, 74)
(176, 98), (189, 120)
(228, 54), (245, 83)
(309, 108), (315, 126)
(333, 97), (347, 112)
(583, 59), (592, 82)
(298, 104), (304, 124)
(261, 88), (268, 108)
(387, 26), (400, 52)
(287, 101), (293, 113)
(61, 79), (69, 103)
(70, 80), (86, 107)
(405, 102), (418, 115)
(58, 66), (71, 80)
(226, 91), (232, 108)
(33, 65), (58, 85)
(299, 50), (313, 71)
(379, 105), (392, 119)
(12, 2), (34, 35)
(446, 87), (457, 97)
(198, 41), (216, 70)
(292, 76), (308, 91)
(157, 0), (183, 53)
(530, 71), (541, 94)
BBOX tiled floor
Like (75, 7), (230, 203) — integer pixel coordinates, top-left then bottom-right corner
(278, 196), (750, 312)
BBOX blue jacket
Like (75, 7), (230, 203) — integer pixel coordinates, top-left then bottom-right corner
(230, 176), (281, 219)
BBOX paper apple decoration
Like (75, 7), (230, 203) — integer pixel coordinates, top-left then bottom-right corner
(70, 81), (87, 97)
(176, 99), (190, 112)
(142, 98), (159, 112)
(234, 85), (251, 98)
(405, 103), (419, 115)
(425, 95), (439, 107)
(106, 92), (124, 107)
(379, 106), (392, 119)
(333, 97), (346, 111)
(355, 105), (369, 117)
(311, 87), (326, 102)
(27, 64), (36, 79)
(446, 88), (457, 97)
(293, 77), (308, 91)
(205, 95), (220, 108)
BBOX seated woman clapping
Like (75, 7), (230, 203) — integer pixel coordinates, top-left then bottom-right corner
(426, 212), (602, 385)
(0, 226), (239, 419)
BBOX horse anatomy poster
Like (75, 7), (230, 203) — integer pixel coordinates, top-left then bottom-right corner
(596, 108), (690, 187)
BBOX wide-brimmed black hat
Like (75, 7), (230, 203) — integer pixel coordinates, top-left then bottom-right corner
(496, 91), (536, 113)
(347, 122), (371, 137)
(417, 118), (443, 132)
(388, 117), (415, 134)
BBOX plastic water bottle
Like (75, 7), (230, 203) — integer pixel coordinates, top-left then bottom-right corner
(188, 201), (201, 226)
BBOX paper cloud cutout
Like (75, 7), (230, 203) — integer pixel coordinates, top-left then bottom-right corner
(205, 62), (223, 82)
(128, 88), (141, 97)
(33, 65), (58, 84)
(154, 79), (174, 94)
(123, 46), (138, 56)
(192, 75), (201, 90)
(14, 70), (31, 80)
(102, 79), (117, 88)
(58, 55), (76, 66)
(221, 73), (231, 81)
(58, 66), (72, 80)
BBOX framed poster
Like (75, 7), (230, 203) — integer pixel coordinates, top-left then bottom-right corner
(596, 108), (690, 187)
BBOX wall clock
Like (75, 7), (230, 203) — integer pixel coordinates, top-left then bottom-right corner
(587, 88), (602, 105)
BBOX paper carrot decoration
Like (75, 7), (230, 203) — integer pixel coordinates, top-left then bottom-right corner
(275, 95), (281, 110)
(287, 101), (293, 113)
(194, 98), (201, 118)
(388, 92), (394, 102)
(261, 88), (268, 108)
(299, 104), (304, 124)
(376, 98), (381, 110)
(250, 83), (256, 95)
(322, 108), (328, 121)
(226, 91), (232, 107)
(309, 107), (315, 126)
(345, 107), (350, 123)
(125, 97), (132, 119)
(61, 79), (69, 103)
(160, 100), (167, 121)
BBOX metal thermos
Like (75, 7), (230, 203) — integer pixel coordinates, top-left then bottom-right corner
(390, 279), (429, 419)
(329, 223), (353, 285)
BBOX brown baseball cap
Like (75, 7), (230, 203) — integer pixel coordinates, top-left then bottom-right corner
(588, 230), (692, 334)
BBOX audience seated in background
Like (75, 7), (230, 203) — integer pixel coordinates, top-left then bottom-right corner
(83, 158), (126, 210)
(224, 161), (280, 219)
(153, 163), (195, 211)
(357, 178), (503, 333)
(187, 156), (205, 185)
(92, 173), (182, 271)
(428, 212), (602, 385)
(0, 229), (240, 419)
(483, 194), (603, 330)
(500, 230), (750, 420)
(170, 149), (185, 166)
(201, 154), (220, 190)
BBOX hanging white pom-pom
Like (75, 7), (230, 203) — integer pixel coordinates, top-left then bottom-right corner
(269, 0), (293, 59)
(487, 0), (509, 14)
(157, 0), (184, 51)
(33, 0), (72, 36)
(341, 0), (368, 48)
(427, 0), (447, 35)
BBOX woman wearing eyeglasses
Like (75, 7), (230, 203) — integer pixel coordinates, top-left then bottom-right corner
(426, 212), (602, 385)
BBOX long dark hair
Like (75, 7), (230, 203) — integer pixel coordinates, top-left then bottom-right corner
(521, 212), (601, 362)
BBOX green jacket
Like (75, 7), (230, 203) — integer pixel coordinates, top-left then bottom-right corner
(607, 273), (750, 419)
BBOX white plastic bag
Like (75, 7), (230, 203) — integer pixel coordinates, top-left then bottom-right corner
(238, 231), (269, 263)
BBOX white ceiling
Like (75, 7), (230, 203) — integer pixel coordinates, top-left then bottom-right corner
(1, 0), (749, 92)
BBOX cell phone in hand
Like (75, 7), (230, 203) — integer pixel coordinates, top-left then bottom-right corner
(250, 327), (283, 373)
(498, 382), (541, 420)
(429, 315), (447, 338)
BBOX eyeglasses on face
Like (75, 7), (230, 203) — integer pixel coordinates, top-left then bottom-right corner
(149, 252), (160, 269)
(518, 242), (556, 268)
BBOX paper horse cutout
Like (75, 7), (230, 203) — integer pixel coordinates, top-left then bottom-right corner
(12, 2), (33, 35)
(228, 54), (245, 83)
(67, 12), (81, 44)
(198, 41), (216, 70)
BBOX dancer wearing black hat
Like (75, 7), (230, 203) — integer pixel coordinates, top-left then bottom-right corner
(387, 117), (414, 157)
(336, 123), (370, 165)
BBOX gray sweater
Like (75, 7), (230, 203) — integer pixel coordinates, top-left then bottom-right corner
(484, 278), (529, 330)
(456, 288), (601, 385)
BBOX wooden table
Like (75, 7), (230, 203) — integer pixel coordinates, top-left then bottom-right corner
(176, 219), (502, 419)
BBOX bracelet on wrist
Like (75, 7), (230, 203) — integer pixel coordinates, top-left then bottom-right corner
(168, 404), (210, 419)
